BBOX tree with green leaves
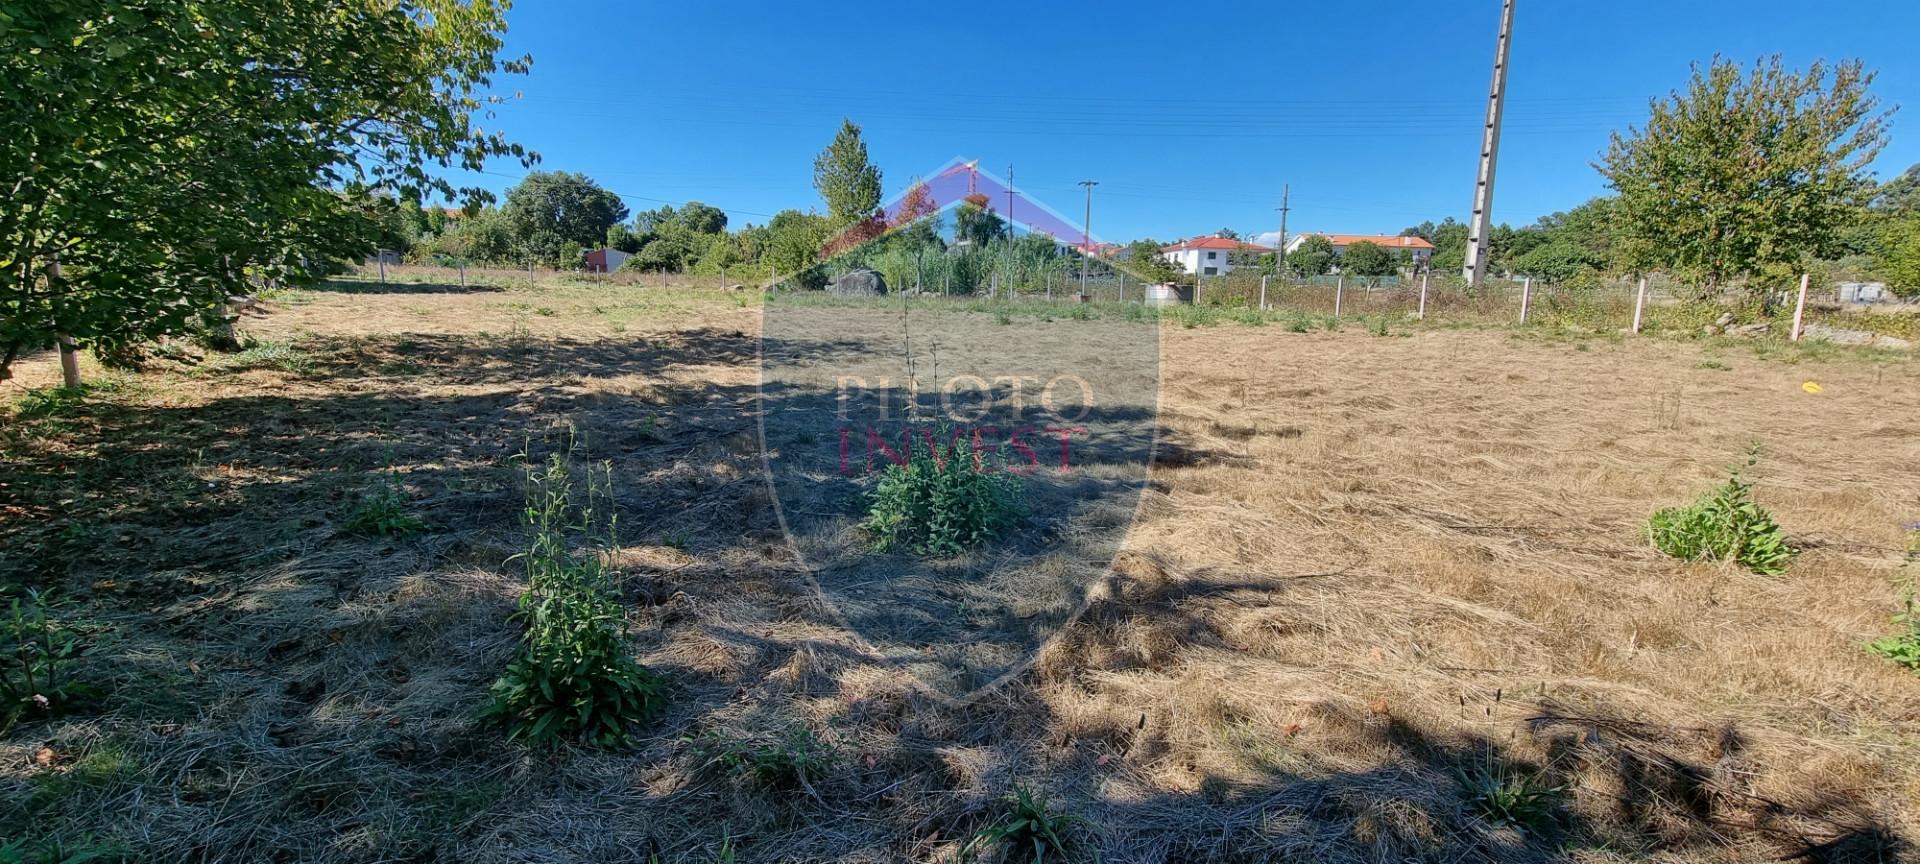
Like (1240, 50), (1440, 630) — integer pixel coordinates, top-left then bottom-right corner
(1, 0), (533, 383)
(1600, 56), (1890, 294)
(677, 201), (729, 235)
(1126, 240), (1183, 285)
(1287, 235), (1336, 276)
(1877, 215), (1920, 298)
(502, 172), (628, 266)
(5, 0), (533, 384)
(813, 119), (883, 229)
(1341, 241), (1398, 281)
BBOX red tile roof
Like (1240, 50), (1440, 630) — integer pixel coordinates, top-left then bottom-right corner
(1311, 233), (1435, 251)
(1161, 237), (1273, 252)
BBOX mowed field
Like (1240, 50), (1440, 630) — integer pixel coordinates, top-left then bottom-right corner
(2, 275), (1918, 863)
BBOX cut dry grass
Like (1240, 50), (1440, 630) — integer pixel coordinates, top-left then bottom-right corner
(0, 277), (1915, 862)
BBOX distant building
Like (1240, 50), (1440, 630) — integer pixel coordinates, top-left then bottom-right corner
(1159, 236), (1273, 276)
(1285, 233), (1436, 268)
(584, 248), (630, 273)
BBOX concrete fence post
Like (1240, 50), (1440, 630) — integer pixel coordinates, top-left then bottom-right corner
(1790, 272), (1810, 342)
(1631, 277), (1648, 334)
(1417, 273), (1429, 320)
(1519, 277), (1533, 324)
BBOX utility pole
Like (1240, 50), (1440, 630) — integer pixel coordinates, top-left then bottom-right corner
(1077, 179), (1099, 298)
(1274, 183), (1291, 277)
(1463, 0), (1516, 290)
(1006, 164), (1016, 236)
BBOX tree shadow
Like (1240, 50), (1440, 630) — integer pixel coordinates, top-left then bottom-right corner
(0, 324), (1901, 863)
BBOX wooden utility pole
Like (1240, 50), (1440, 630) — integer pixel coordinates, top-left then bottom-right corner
(1463, 0), (1516, 289)
(1077, 179), (1099, 298)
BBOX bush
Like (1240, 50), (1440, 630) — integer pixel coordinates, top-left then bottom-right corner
(1865, 530), (1920, 672)
(862, 433), (1023, 557)
(963, 785), (1081, 864)
(1, 589), (98, 732)
(1455, 759), (1566, 836)
(1648, 449), (1795, 576)
(482, 451), (663, 747)
(343, 470), (425, 538)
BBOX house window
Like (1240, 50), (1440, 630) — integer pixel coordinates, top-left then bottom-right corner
(1206, 251), (1218, 260)
(1203, 266), (1218, 276)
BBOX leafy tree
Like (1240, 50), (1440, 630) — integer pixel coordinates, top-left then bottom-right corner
(1341, 241), (1398, 280)
(763, 209), (832, 281)
(1287, 235), (1336, 276)
(1600, 56), (1890, 293)
(1, 0), (533, 380)
(694, 234), (743, 275)
(812, 118), (883, 228)
(1427, 218), (1470, 273)
(606, 224), (642, 254)
(503, 172), (628, 265)
(1126, 240), (1183, 284)
(1877, 215), (1920, 297)
(678, 201), (728, 235)
(1873, 163), (1920, 214)
(1216, 228), (1240, 240)
(953, 196), (1006, 248)
(1513, 240), (1604, 283)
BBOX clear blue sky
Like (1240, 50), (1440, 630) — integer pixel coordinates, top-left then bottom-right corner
(454, 0), (1918, 245)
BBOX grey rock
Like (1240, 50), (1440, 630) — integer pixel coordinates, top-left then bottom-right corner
(1800, 323), (1875, 345)
(827, 269), (887, 296)
(1873, 335), (1913, 350)
(1733, 323), (1771, 337)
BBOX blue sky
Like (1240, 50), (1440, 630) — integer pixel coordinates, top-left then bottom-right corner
(455, 1), (1919, 245)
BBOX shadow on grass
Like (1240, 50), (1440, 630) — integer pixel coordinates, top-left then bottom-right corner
(0, 326), (1902, 863)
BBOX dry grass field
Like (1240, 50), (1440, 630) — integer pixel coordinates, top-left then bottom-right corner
(2, 273), (1917, 863)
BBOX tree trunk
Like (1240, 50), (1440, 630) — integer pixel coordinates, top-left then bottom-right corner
(46, 255), (81, 388)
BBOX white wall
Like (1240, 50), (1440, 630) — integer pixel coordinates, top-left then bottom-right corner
(1159, 248), (1234, 275)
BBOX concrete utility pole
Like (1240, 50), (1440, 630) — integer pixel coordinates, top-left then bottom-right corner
(1275, 183), (1291, 275)
(1463, 0), (1516, 289)
(1006, 164), (1016, 235)
(1078, 179), (1099, 297)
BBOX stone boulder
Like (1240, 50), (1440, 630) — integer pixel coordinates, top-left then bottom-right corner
(828, 269), (887, 297)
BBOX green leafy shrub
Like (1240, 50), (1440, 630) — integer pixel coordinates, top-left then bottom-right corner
(963, 785), (1081, 863)
(1, 589), (99, 732)
(1865, 530), (1920, 672)
(1648, 449), (1795, 576)
(343, 470), (425, 538)
(1455, 760), (1566, 836)
(862, 435), (1023, 557)
(482, 451), (663, 747)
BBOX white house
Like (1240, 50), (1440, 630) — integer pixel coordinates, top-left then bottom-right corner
(1284, 233), (1436, 268)
(1159, 237), (1273, 276)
